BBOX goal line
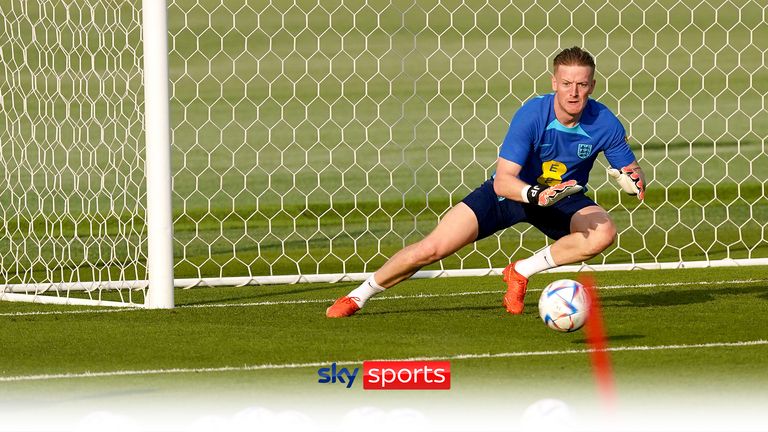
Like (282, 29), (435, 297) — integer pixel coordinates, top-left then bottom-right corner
(2, 258), (766, 308)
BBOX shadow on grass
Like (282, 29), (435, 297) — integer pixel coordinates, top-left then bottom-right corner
(571, 334), (646, 345)
(177, 282), (360, 306)
(603, 285), (767, 308)
(177, 281), (768, 309)
(360, 305), (500, 316)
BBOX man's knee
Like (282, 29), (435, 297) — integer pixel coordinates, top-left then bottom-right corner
(570, 206), (617, 257)
(411, 238), (451, 266)
(585, 222), (617, 256)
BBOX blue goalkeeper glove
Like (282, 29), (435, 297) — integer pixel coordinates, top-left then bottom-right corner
(525, 180), (583, 207)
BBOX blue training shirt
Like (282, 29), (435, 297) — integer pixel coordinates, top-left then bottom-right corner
(498, 93), (636, 188)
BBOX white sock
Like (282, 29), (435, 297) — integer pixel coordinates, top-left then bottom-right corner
(347, 275), (385, 307)
(514, 246), (557, 278)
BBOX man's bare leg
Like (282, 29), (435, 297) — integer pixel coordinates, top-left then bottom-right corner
(550, 205), (616, 265)
(504, 205), (617, 314)
(326, 202), (479, 317)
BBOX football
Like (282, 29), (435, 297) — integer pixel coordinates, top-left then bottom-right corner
(538, 279), (590, 332)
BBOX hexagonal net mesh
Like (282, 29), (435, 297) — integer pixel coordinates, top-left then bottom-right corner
(1, 0), (767, 305)
(0, 2), (147, 305)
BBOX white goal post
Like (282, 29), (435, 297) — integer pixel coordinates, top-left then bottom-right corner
(0, 0), (174, 308)
(1, 0), (767, 308)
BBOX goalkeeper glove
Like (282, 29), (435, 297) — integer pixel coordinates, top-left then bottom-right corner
(607, 166), (645, 200)
(524, 179), (583, 207)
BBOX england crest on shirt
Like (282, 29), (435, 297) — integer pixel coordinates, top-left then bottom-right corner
(577, 143), (592, 159)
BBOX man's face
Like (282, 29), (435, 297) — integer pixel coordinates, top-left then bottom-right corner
(551, 64), (595, 124)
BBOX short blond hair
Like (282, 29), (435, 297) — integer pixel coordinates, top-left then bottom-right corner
(553, 46), (595, 70)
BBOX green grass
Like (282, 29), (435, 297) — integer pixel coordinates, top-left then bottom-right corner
(0, 266), (766, 429)
(1, 267), (766, 383)
(4, 268), (766, 428)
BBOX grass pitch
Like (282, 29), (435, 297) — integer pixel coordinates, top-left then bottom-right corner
(1, 266), (767, 430)
(1, 266), (766, 427)
(0, 267), (768, 430)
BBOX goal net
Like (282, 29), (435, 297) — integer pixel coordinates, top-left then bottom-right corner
(0, 2), (150, 306)
(2, 0), (767, 307)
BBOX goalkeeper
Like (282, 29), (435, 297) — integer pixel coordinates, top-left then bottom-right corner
(327, 46), (646, 318)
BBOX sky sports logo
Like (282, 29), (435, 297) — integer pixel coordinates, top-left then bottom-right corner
(317, 360), (450, 390)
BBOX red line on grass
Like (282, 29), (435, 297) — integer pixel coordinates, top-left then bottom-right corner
(580, 273), (616, 413)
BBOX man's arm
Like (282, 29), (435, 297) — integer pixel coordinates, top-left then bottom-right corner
(493, 157), (582, 207)
(492, 157), (528, 202)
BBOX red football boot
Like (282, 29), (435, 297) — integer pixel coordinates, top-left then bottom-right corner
(502, 262), (528, 314)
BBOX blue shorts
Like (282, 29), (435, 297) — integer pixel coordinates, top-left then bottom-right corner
(461, 179), (598, 241)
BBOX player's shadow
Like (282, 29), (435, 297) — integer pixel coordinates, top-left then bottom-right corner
(603, 285), (767, 308)
(362, 305), (501, 316)
(180, 282), (359, 306)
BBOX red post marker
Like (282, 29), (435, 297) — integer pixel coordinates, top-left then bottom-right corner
(579, 273), (616, 413)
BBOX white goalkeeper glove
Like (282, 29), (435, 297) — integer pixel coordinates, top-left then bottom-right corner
(523, 179), (583, 207)
(607, 166), (645, 200)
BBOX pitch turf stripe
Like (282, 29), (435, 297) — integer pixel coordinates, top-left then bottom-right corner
(181, 277), (766, 308)
(1, 278), (765, 316)
(0, 339), (766, 383)
(187, 277), (768, 308)
(183, 277), (767, 308)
